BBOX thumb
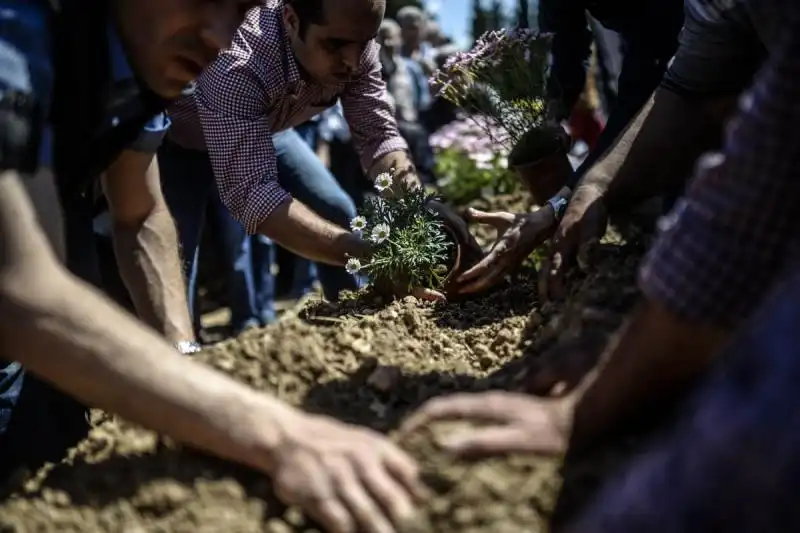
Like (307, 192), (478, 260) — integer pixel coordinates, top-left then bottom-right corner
(466, 208), (514, 228)
(412, 286), (446, 302)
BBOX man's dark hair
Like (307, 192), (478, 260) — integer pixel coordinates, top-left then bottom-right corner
(287, 0), (326, 38)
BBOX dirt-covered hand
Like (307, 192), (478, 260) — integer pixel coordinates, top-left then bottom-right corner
(518, 330), (610, 398)
(455, 207), (556, 295)
(539, 184), (608, 302)
(399, 392), (571, 457)
(271, 413), (426, 533)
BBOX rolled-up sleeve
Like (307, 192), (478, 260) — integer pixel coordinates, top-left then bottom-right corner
(341, 42), (408, 172)
(128, 112), (170, 154)
(195, 50), (290, 234)
(639, 14), (800, 328)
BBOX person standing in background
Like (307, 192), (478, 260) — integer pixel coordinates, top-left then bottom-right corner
(378, 19), (436, 185)
(396, 5), (437, 75)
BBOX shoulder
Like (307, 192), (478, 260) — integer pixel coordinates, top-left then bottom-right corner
(197, 4), (289, 101)
(359, 40), (381, 71)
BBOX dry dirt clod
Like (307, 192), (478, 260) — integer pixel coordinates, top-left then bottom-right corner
(367, 365), (403, 392)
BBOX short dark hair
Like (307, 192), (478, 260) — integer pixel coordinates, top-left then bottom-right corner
(286, 0), (326, 37)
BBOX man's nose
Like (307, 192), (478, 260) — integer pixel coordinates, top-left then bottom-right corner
(342, 49), (361, 72)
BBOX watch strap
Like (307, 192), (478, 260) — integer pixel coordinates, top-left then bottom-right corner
(547, 196), (569, 221)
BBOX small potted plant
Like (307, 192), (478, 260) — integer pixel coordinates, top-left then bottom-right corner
(431, 28), (571, 204)
(345, 170), (481, 298)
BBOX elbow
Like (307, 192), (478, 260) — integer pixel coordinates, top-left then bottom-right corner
(109, 195), (173, 236)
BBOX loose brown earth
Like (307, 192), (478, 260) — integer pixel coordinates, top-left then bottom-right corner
(0, 192), (652, 533)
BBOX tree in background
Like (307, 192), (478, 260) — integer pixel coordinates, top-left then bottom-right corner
(386, 0), (423, 19)
(516, 0), (530, 28)
(471, 0), (490, 43)
(472, 0), (508, 43)
(489, 0), (506, 30)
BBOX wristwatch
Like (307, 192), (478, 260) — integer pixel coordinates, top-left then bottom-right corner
(175, 340), (202, 355)
(547, 196), (569, 221)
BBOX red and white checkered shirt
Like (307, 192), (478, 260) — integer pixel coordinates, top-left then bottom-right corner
(167, 1), (407, 234)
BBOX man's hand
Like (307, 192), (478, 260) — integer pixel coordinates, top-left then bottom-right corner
(399, 392), (571, 457)
(455, 207), (556, 295)
(270, 412), (426, 533)
(539, 184), (608, 302)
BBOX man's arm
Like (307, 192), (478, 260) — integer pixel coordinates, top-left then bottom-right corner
(578, 0), (765, 212)
(538, 0), (593, 121)
(566, 24), (681, 189)
(568, 22), (800, 451)
(576, 87), (730, 213)
(195, 39), (365, 266)
(0, 169), (286, 473)
(103, 116), (193, 343)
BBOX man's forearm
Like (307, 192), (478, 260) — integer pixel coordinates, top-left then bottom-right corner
(0, 171), (287, 475)
(257, 199), (368, 266)
(582, 88), (724, 213)
(0, 266), (290, 474)
(112, 205), (194, 343)
(567, 300), (728, 454)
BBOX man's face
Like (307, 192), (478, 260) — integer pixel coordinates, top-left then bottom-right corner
(113, 0), (260, 100)
(400, 19), (423, 50)
(285, 0), (385, 85)
(377, 25), (401, 54)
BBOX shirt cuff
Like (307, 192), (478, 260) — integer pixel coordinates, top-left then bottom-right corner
(360, 135), (408, 172)
(236, 180), (292, 235)
(128, 113), (171, 154)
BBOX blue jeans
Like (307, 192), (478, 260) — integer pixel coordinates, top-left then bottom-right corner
(209, 190), (277, 333)
(158, 129), (359, 327)
(278, 122), (319, 299)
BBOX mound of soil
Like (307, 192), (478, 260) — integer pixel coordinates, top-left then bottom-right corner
(0, 196), (650, 532)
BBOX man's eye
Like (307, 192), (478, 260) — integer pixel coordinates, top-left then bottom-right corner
(326, 39), (348, 50)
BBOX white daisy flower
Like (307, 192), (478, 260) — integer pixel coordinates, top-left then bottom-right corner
(350, 215), (367, 232)
(374, 171), (394, 192)
(370, 223), (391, 244)
(345, 257), (362, 274)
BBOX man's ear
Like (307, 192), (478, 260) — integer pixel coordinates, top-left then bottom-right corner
(283, 5), (299, 37)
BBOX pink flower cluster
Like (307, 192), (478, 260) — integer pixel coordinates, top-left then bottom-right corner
(430, 28), (552, 152)
(430, 114), (509, 170)
(432, 28), (551, 97)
